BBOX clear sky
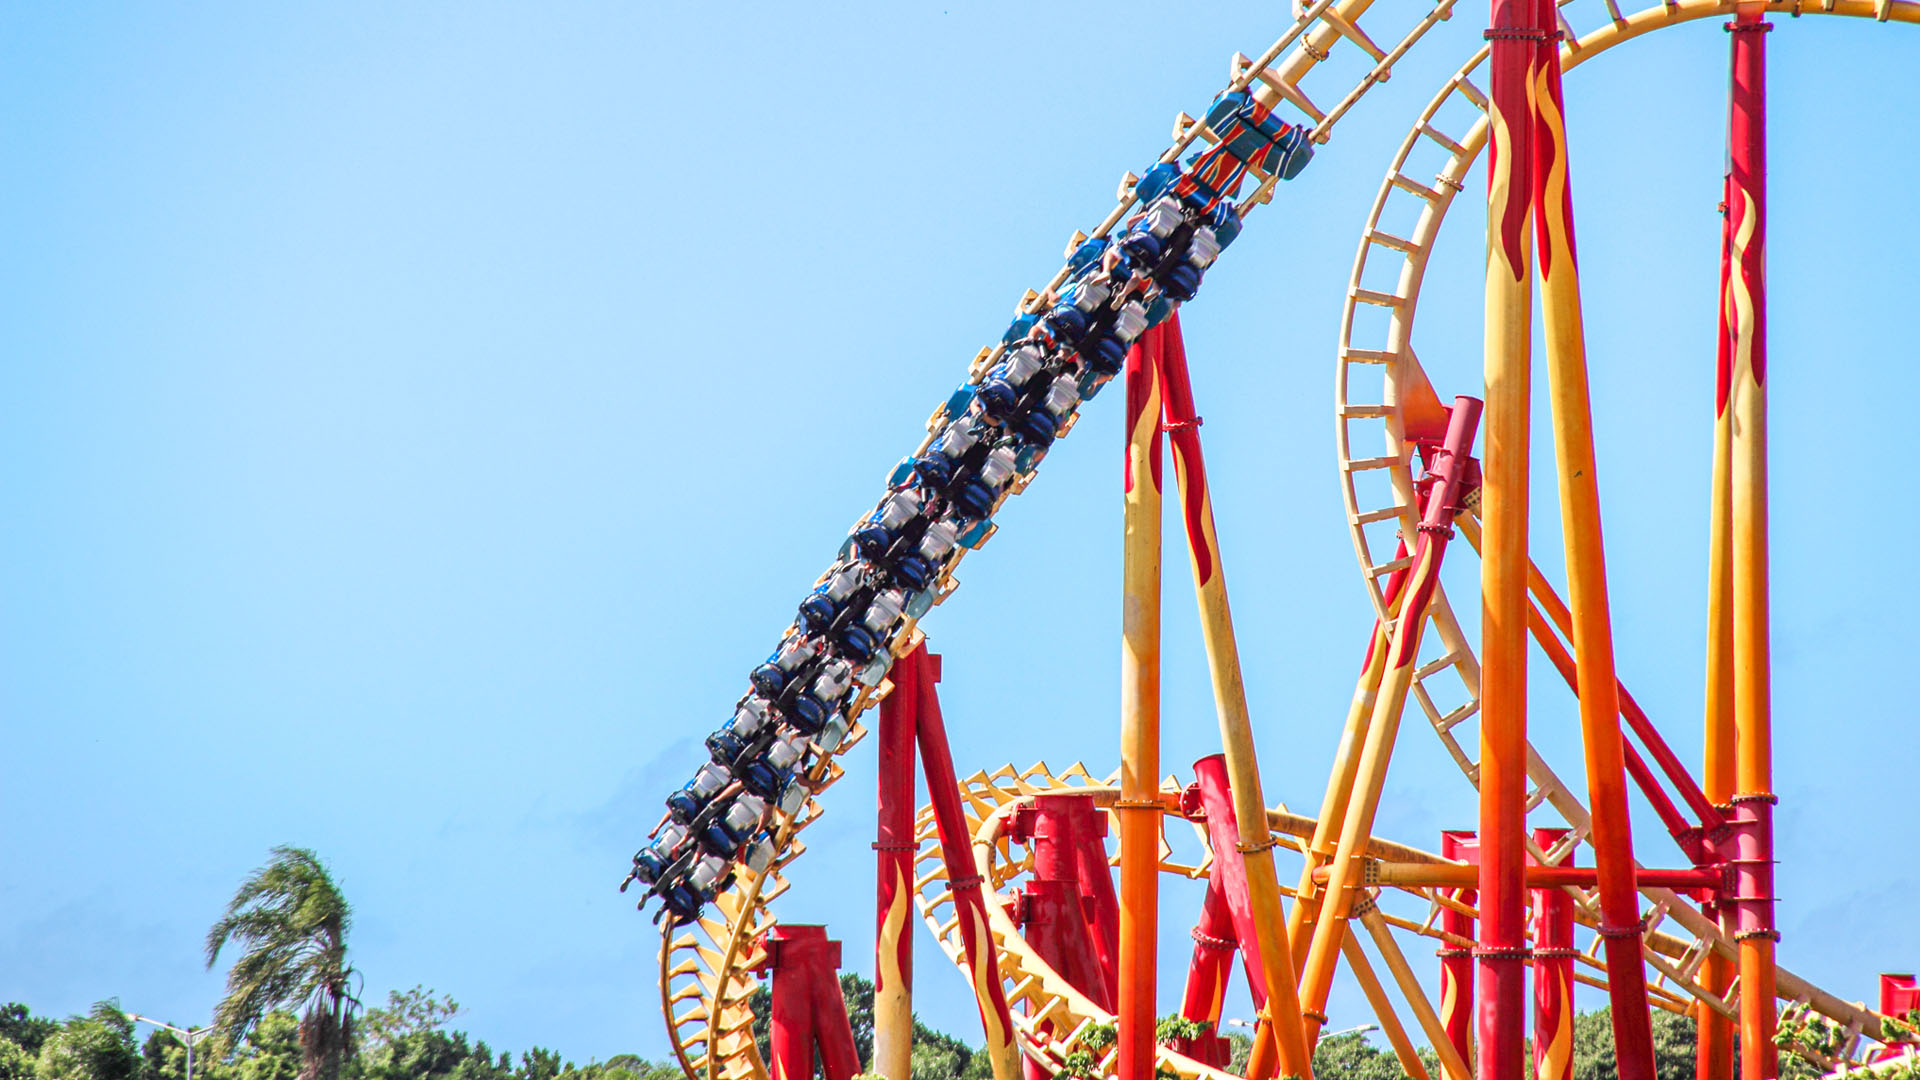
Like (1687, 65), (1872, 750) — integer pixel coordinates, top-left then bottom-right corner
(4, 1), (1916, 1069)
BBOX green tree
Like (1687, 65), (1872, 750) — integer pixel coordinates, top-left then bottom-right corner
(2, 1007), (58, 1060)
(1569, 1007), (1698, 1080)
(37, 1003), (140, 1080)
(358, 989), (460, 1054)
(205, 847), (361, 1080)
(1, 1037), (36, 1080)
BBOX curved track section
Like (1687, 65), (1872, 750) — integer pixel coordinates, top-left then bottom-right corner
(1331, 0), (1918, 1054)
(658, 1), (1917, 1077)
(655, 0), (1487, 1073)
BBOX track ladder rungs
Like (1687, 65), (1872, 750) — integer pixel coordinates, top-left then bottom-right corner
(1341, 402), (1394, 419)
(1435, 700), (1479, 732)
(1319, 5), (1390, 62)
(1352, 286), (1405, 307)
(1419, 123), (1468, 156)
(1371, 554), (1415, 578)
(1346, 454), (1399, 472)
(1366, 229), (1419, 254)
(1452, 75), (1491, 111)
(1353, 503), (1403, 525)
(1251, 67), (1328, 123)
(1390, 172), (1445, 202)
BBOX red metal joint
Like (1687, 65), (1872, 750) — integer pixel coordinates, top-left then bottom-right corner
(1596, 920), (1648, 939)
(1436, 947), (1475, 958)
(1178, 783), (1207, 820)
(1474, 946), (1534, 960)
(1304, 1010), (1330, 1025)
(1191, 926), (1235, 952)
(1532, 948), (1583, 959)
(1162, 416), (1203, 432)
(1725, 20), (1775, 31)
(872, 841), (917, 852)
(1008, 889), (1032, 928)
(1484, 26), (1561, 38)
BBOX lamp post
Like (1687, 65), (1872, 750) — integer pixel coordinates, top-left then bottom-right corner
(125, 1013), (217, 1080)
(1228, 1019), (1380, 1040)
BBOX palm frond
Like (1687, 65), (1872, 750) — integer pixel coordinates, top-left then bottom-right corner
(206, 846), (359, 1080)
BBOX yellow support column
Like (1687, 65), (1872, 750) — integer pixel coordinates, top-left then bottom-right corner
(1117, 325), (1165, 1080)
(1155, 317), (1314, 1080)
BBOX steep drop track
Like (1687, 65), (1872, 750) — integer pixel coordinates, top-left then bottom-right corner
(653, 2), (1918, 1078)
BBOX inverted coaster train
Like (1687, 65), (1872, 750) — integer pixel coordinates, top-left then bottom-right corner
(621, 3), (1920, 1080)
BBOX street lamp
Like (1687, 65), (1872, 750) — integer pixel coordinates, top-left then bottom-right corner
(125, 1014), (217, 1080)
(1223, 1019), (1380, 1039)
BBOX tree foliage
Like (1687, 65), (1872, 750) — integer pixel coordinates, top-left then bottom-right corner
(206, 847), (361, 1080)
(35, 1003), (139, 1080)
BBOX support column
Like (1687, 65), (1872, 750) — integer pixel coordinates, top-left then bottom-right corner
(1439, 831), (1479, 1080)
(1175, 880), (1241, 1070)
(907, 648), (1021, 1080)
(1725, 9), (1779, 1080)
(1289, 540), (1415, 973)
(1299, 398), (1482, 1047)
(875, 677), (919, 1080)
(1155, 315), (1312, 1080)
(1527, 0), (1656, 1071)
(1188, 754), (1274, 1011)
(1700, 85), (1740, 1080)
(755, 925), (863, 1080)
(1010, 795), (1114, 1011)
(1075, 813), (1122, 1004)
(1531, 831), (1576, 1080)
(1117, 320), (1165, 1080)
(1477, 0), (1537, 1070)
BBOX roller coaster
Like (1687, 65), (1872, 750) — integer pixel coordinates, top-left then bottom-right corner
(621, 3), (1920, 1080)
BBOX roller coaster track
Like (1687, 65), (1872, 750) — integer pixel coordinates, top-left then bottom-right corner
(656, 1), (1918, 1078)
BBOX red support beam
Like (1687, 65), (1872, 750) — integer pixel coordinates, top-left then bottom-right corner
(1531, 831), (1576, 1080)
(874, 664), (919, 1080)
(1009, 794), (1115, 1012)
(1188, 755), (1273, 1008)
(754, 925), (862, 1080)
(905, 648), (1022, 1080)
(1074, 811), (1122, 1003)
(1875, 976), (1920, 1062)
(1439, 832), (1479, 1076)
(1175, 879), (1241, 1070)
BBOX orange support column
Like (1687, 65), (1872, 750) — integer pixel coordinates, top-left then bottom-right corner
(1526, 0), (1656, 1072)
(1478, 0), (1537, 1070)
(1116, 319), (1165, 1080)
(1698, 89), (1740, 1080)
(1725, 8), (1780, 1078)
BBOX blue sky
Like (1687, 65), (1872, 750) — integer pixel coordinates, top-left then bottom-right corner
(3, 1), (1916, 1068)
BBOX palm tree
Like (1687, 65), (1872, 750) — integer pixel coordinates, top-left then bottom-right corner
(205, 845), (361, 1080)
